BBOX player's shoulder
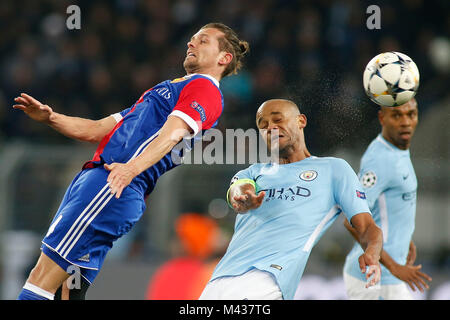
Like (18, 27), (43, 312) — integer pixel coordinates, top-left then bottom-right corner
(362, 135), (398, 166)
(309, 156), (352, 169)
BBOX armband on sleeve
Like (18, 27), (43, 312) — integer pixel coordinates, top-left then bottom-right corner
(226, 178), (257, 208)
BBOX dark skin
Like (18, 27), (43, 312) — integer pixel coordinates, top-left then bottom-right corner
(230, 99), (383, 287)
(345, 98), (432, 292)
(378, 98), (419, 150)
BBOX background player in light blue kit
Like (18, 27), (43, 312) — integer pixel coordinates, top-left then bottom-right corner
(199, 99), (383, 300)
(343, 98), (432, 299)
(13, 23), (249, 300)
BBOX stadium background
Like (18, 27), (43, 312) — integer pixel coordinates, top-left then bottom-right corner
(0, 0), (448, 299)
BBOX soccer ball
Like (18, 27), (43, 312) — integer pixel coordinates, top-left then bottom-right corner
(363, 52), (420, 107)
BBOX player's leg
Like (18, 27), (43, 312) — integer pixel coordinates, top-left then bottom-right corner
(18, 252), (70, 300)
(343, 271), (381, 300)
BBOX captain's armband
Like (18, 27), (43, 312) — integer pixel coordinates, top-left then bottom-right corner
(226, 178), (257, 208)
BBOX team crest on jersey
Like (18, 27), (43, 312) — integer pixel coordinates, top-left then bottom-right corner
(361, 171), (377, 188)
(299, 170), (317, 181)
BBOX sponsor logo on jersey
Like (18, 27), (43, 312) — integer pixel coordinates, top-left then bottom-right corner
(299, 170), (318, 181)
(154, 86), (172, 99)
(260, 185), (311, 202)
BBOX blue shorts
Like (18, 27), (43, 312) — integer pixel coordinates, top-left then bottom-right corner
(41, 167), (146, 284)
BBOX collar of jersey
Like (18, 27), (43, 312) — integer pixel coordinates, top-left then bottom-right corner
(376, 134), (410, 154)
(186, 73), (220, 87)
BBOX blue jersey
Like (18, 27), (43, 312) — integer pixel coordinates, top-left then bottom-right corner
(344, 134), (417, 285)
(83, 73), (224, 196)
(41, 73), (224, 284)
(211, 156), (371, 299)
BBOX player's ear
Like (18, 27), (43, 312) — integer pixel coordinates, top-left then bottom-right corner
(298, 114), (307, 129)
(377, 109), (385, 126)
(218, 52), (233, 66)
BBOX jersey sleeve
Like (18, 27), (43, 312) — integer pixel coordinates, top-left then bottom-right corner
(110, 107), (133, 123)
(332, 158), (371, 224)
(358, 154), (394, 209)
(170, 78), (223, 136)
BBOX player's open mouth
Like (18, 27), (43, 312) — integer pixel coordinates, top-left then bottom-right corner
(399, 132), (411, 138)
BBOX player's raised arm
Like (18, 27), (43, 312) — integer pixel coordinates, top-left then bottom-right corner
(349, 213), (383, 288)
(13, 93), (116, 143)
(226, 178), (265, 214)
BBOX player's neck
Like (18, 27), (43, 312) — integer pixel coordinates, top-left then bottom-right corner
(381, 132), (410, 150)
(278, 147), (311, 164)
(186, 69), (222, 83)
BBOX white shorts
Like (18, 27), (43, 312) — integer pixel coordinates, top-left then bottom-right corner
(343, 272), (413, 300)
(199, 268), (283, 300)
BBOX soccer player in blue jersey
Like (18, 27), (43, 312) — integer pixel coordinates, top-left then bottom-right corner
(13, 23), (249, 300)
(343, 98), (432, 299)
(199, 99), (383, 300)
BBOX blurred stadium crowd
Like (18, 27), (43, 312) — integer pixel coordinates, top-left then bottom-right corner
(0, 0), (449, 154)
(0, 0), (449, 299)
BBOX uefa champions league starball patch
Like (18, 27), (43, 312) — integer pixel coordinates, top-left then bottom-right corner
(361, 171), (377, 188)
(299, 170), (318, 181)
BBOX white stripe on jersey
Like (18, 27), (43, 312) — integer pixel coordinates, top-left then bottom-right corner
(59, 185), (113, 257)
(62, 192), (115, 258)
(378, 192), (388, 243)
(54, 130), (161, 258)
(55, 183), (111, 253)
(303, 205), (340, 252)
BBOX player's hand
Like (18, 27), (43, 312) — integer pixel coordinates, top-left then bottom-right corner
(406, 241), (417, 265)
(231, 189), (265, 213)
(390, 263), (432, 292)
(13, 93), (54, 123)
(104, 162), (139, 199)
(358, 252), (381, 288)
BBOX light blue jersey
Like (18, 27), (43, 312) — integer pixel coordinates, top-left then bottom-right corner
(211, 156), (371, 300)
(344, 134), (417, 285)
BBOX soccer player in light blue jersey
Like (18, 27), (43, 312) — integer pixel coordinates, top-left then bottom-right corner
(199, 99), (383, 300)
(343, 98), (432, 299)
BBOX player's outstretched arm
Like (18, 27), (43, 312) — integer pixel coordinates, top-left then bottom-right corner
(349, 213), (383, 288)
(13, 93), (116, 143)
(343, 219), (432, 291)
